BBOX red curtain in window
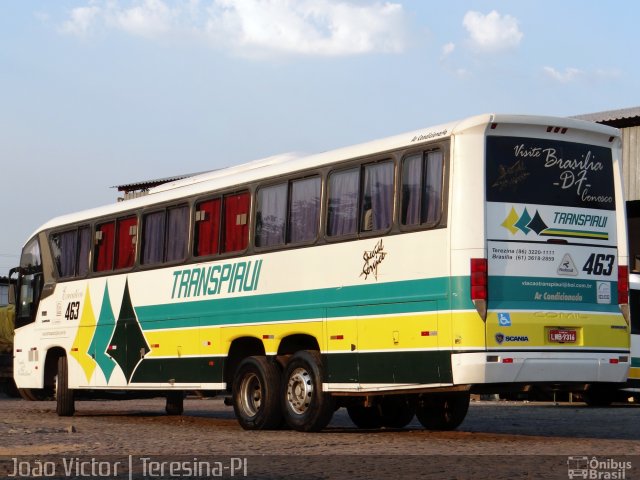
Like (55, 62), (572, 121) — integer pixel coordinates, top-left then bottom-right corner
(95, 222), (115, 272)
(115, 217), (137, 270)
(195, 199), (221, 256)
(223, 193), (249, 252)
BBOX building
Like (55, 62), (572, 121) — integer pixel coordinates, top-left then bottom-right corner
(575, 106), (640, 271)
(113, 172), (209, 202)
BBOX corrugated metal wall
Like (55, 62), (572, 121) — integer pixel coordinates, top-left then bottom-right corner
(622, 126), (640, 200)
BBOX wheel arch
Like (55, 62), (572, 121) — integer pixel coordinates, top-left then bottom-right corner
(44, 346), (67, 389)
(224, 336), (266, 390)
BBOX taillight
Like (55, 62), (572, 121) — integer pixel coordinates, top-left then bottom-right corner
(618, 265), (630, 326)
(470, 258), (488, 321)
(618, 265), (629, 304)
(471, 258), (488, 300)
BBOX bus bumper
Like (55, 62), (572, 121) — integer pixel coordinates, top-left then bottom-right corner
(451, 351), (630, 385)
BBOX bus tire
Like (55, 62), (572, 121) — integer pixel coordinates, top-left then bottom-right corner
(582, 387), (614, 407)
(379, 395), (416, 428)
(281, 350), (333, 432)
(165, 391), (184, 415)
(232, 356), (282, 430)
(18, 388), (47, 401)
(415, 392), (469, 431)
(56, 356), (75, 417)
(347, 405), (383, 429)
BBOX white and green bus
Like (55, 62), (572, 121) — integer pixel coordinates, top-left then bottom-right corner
(11, 114), (630, 431)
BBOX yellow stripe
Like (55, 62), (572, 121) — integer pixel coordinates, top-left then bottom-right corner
(139, 310), (627, 358)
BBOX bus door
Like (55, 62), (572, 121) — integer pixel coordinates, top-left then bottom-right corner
(484, 134), (625, 355)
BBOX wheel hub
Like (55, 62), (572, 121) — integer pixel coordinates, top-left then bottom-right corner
(286, 367), (313, 415)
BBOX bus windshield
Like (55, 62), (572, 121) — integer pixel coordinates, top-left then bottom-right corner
(16, 237), (43, 327)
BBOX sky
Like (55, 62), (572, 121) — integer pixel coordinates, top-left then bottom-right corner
(1, 0), (639, 274)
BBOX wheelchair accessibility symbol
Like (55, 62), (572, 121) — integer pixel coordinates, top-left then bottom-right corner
(498, 313), (512, 327)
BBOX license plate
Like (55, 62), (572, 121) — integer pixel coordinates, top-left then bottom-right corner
(548, 329), (577, 343)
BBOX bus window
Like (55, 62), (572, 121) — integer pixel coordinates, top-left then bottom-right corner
(51, 226), (91, 279)
(16, 237), (42, 326)
(142, 205), (189, 265)
(115, 216), (137, 270)
(77, 227), (91, 276)
(401, 150), (444, 227)
(223, 192), (249, 253)
(195, 198), (221, 257)
(360, 161), (393, 232)
(166, 205), (189, 262)
(327, 168), (359, 237)
(256, 183), (287, 248)
(142, 211), (165, 265)
(289, 177), (320, 243)
(51, 230), (78, 278)
(94, 221), (115, 272)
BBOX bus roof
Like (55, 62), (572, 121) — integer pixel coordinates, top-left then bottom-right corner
(28, 113), (619, 243)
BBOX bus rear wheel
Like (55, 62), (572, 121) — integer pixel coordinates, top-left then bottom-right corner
(232, 356), (282, 430)
(379, 395), (416, 428)
(281, 350), (333, 432)
(56, 356), (75, 417)
(415, 392), (469, 431)
(347, 405), (382, 429)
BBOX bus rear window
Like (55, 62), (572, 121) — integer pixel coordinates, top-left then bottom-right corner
(486, 136), (615, 210)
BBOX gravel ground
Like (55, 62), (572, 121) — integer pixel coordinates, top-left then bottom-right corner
(0, 395), (638, 479)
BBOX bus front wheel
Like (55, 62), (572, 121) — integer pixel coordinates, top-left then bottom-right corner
(232, 356), (282, 430)
(281, 350), (333, 432)
(56, 356), (75, 417)
(415, 392), (469, 431)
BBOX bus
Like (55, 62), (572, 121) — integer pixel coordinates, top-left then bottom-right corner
(625, 273), (640, 398)
(11, 114), (631, 431)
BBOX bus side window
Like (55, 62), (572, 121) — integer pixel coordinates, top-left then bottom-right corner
(288, 176), (320, 243)
(94, 222), (115, 272)
(51, 230), (78, 278)
(77, 227), (91, 276)
(195, 199), (221, 257)
(166, 205), (189, 262)
(115, 216), (137, 270)
(223, 192), (250, 253)
(327, 168), (359, 237)
(51, 226), (91, 279)
(142, 211), (165, 265)
(360, 161), (393, 232)
(256, 183), (287, 248)
(401, 150), (444, 227)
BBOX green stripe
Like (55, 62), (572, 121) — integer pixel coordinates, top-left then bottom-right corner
(631, 357), (640, 368)
(131, 357), (224, 384)
(134, 273), (620, 332)
(541, 228), (608, 240)
(489, 276), (620, 312)
(324, 350), (452, 384)
(129, 351), (451, 386)
(136, 277), (457, 330)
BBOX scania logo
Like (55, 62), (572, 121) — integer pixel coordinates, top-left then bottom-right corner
(495, 333), (529, 344)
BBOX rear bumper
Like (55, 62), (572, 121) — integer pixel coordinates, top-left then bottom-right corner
(452, 351), (630, 385)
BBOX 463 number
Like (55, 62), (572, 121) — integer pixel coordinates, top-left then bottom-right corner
(65, 301), (80, 320)
(582, 253), (615, 276)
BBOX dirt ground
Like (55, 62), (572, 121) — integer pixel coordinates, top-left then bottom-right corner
(0, 394), (638, 479)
